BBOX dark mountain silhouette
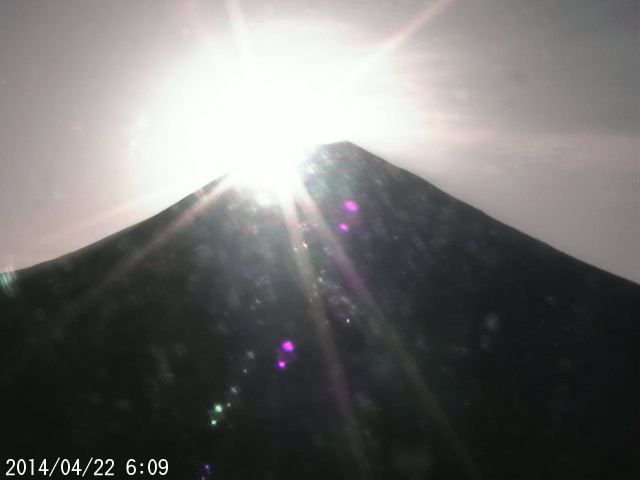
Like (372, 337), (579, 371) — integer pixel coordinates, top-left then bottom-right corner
(0, 142), (637, 479)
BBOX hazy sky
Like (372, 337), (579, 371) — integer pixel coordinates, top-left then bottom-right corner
(0, 0), (638, 282)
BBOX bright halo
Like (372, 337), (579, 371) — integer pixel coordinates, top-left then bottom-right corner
(128, 21), (423, 209)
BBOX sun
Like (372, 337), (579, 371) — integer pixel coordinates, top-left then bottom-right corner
(128, 21), (423, 210)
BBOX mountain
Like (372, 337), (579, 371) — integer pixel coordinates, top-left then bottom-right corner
(0, 142), (637, 479)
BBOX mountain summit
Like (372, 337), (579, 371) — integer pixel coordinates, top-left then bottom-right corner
(1, 142), (637, 479)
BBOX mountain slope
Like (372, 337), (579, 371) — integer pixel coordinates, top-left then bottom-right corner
(1, 142), (637, 479)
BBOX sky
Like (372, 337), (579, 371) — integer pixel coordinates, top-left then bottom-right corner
(0, 0), (638, 282)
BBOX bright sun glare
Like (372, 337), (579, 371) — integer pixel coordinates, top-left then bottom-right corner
(129, 21), (423, 208)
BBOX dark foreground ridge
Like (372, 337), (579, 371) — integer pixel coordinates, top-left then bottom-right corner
(1, 142), (638, 479)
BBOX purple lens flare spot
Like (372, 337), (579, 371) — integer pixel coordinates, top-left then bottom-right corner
(343, 199), (359, 212)
(339, 223), (349, 232)
(281, 340), (295, 352)
(277, 360), (287, 369)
